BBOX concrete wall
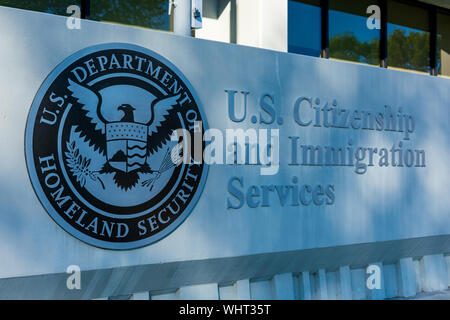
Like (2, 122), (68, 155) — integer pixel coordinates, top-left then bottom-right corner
(104, 252), (450, 300)
(196, 0), (287, 51)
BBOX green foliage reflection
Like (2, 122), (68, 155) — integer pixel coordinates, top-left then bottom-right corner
(330, 29), (431, 72)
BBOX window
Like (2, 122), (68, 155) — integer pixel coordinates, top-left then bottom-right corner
(0, 0), (80, 16)
(288, 0), (321, 57)
(437, 12), (450, 77)
(387, 1), (430, 73)
(0, 0), (171, 32)
(90, 0), (171, 32)
(329, 0), (380, 66)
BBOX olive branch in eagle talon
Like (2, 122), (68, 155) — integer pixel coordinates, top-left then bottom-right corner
(141, 147), (182, 191)
(65, 140), (105, 189)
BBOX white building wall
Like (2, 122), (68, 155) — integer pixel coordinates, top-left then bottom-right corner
(338, 266), (352, 300)
(397, 258), (417, 298)
(420, 254), (448, 292)
(178, 283), (220, 300)
(1, 6), (450, 301)
(350, 268), (367, 300)
(271, 273), (295, 300)
(151, 291), (179, 300)
(196, 0), (287, 51)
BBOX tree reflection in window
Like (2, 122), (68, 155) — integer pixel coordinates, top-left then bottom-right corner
(91, 0), (170, 31)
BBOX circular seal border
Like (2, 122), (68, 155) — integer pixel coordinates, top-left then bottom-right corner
(25, 43), (209, 250)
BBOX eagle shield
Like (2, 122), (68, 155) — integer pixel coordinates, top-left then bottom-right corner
(106, 122), (148, 173)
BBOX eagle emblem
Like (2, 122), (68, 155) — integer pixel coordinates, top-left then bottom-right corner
(67, 79), (181, 191)
(26, 43), (208, 249)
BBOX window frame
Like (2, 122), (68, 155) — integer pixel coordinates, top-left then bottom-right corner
(291, 0), (450, 76)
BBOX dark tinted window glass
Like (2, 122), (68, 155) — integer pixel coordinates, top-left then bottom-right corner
(0, 0), (80, 16)
(437, 12), (450, 77)
(91, 0), (170, 31)
(329, 0), (380, 65)
(288, 0), (321, 57)
(387, 1), (430, 73)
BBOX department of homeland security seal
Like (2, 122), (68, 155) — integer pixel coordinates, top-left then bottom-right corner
(25, 43), (208, 250)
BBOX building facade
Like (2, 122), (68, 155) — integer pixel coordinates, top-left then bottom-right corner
(0, 0), (449, 300)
